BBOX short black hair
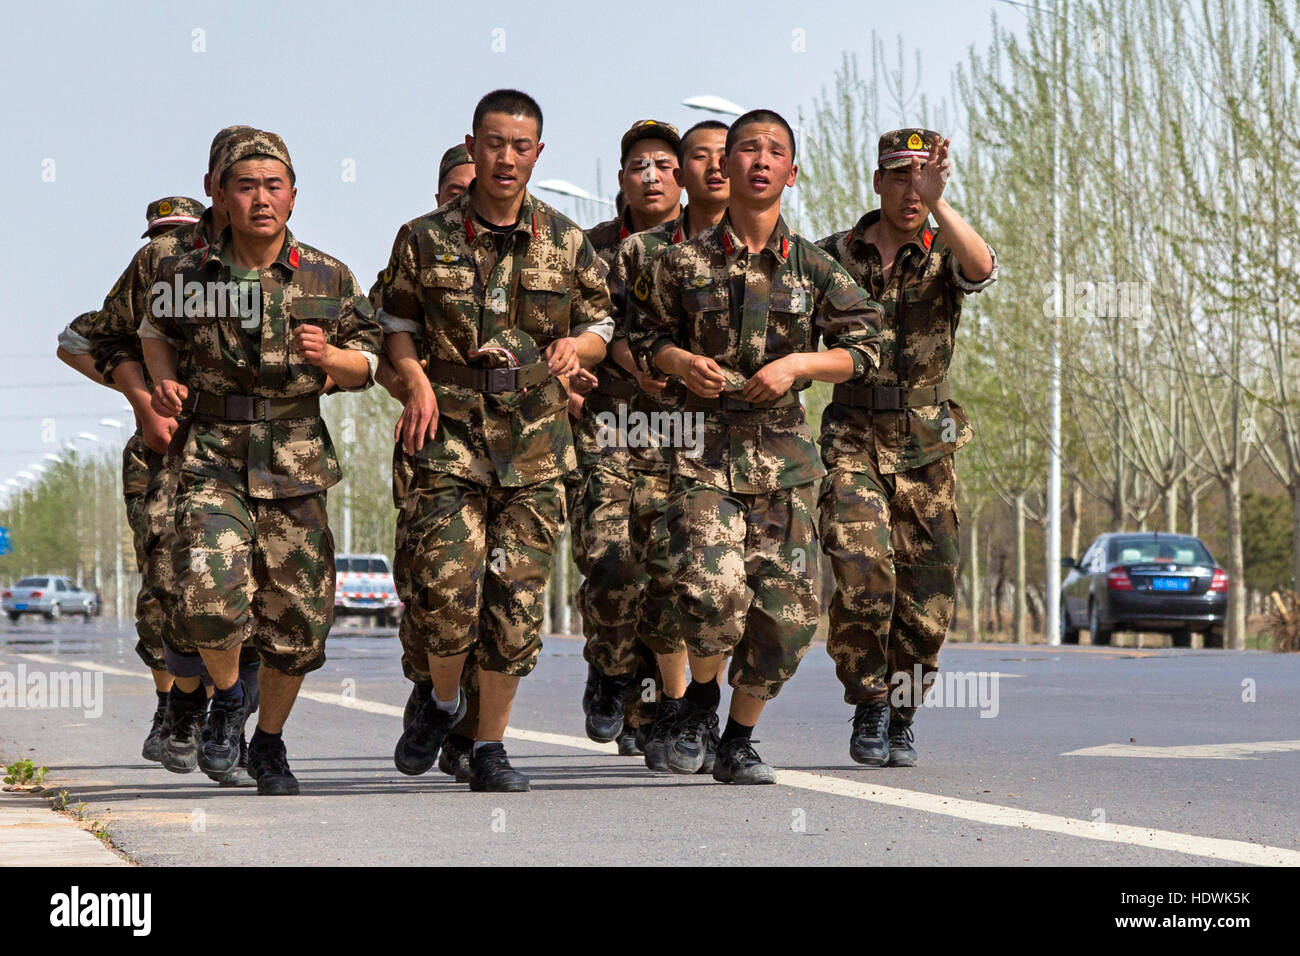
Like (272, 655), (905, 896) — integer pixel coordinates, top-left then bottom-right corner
(725, 109), (796, 160)
(677, 120), (729, 165)
(473, 89), (543, 139)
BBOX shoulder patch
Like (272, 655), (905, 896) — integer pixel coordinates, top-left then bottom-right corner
(632, 270), (652, 302)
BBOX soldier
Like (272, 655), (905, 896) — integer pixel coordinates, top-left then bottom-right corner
(141, 128), (382, 796)
(371, 142), (481, 784)
(574, 120), (683, 752)
(54, 196), (203, 764)
(90, 128), (268, 787)
(613, 118), (731, 771)
(629, 109), (881, 784)
(815, 129), (996, 767)
(380, 89), (613, 792)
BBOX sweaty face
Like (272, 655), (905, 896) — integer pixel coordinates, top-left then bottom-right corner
(724, 123), (796, 206)
(618, 139), (681, 220)
(676, 128), (728, 205)
(875, 166), (928, 234)
(467, 112), (543, 205)
(437, 164), (476, 206)
(218, 158), (295, 241)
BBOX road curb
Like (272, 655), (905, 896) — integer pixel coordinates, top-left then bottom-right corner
(0, 790), (128, 867)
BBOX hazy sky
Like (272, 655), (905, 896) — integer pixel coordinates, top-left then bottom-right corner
(0, 0), (1026, 501)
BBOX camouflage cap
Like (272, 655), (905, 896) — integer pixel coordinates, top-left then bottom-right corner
(141, 196), (205, 238)
(216, 128), (295, 184)
(878, 128), (941, 169)
(438, 144), (472, 185)
(620, 120), (681, 165)
(208, 125), (256, 173)
(469, 329), (541, 369)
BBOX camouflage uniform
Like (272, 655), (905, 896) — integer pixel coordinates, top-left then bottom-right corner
(816, 196), (996, 718)
(89, 207), (215, 671)
(378, 186), (613, 680)
(629, 213), (881, 700)
(140, 227), (381, 674)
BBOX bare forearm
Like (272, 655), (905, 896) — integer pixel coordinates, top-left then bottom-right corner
(141, 340), (180, 389)
(930, 199), (993, 282)
(609, 338), (638, 377)
(57, 348), (110, 388)
(791, 349), (855, 385)
(653, 345), (693, 378)
(320, 347), (370, 390)
(574, 331), (607, 368)
(375, 355), (408, 403)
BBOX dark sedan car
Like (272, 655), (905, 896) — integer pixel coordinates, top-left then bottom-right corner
(1059, 532), (1227, 647)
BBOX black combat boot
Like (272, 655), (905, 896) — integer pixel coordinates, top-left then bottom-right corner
(403, 681), (433, 731)
(643, 696), (686, 772)
(212, 733), (255, 787)
(160, 686), (207, 774)
(198, 682), (247, 776)
(141, 693), (168, 763)
(585, 671), (633, 743)
(468, 742), (530, 792)
(246, 733), (300, 796)
(888, 718), (918, 767)
(394, 693), (467, 776)
(617, 726), (643, 756)
(849, 700), (891, 767)
(669, 704), (720, 775)
(711, 736), (776, 785)
(438, 733), (473, 782)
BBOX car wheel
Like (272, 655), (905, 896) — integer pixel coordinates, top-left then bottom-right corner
(1203, 629), (1225, 649)
(1171, 629), (1193, 648)
(1088, 601), (1111, 646)
(1059, 601), (1079, 644)
(45, 602), (61, 621)
(7, 611), (19, 624)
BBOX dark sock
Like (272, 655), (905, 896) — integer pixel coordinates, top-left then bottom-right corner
(685, 678), (720, 711)
(447, 733), (472, 749)
(169, 684), (206, 704)
(238, 663), (261, 714)
(155, 690), (169, 707)
(250, 727), (282, 749)
(213, 681), (244, 709)
(720, 717), (754, 745)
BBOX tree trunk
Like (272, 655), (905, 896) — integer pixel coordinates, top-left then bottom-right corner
(1069, 480), (1083, 561)
(1292, 482), (1300, 591)
(1014, 492), (1027, 644)
(1164, 481), (1178, 533)
(967, 505), (982, 643)
(1224, 472), (1247, 649)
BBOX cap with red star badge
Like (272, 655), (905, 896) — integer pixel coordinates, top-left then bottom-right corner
(878, 128), (941, 169)
(141, 196), (205, 238)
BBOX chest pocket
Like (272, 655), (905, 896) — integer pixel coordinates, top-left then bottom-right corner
(420, 265), (476, 313)
(174, 281), (231, 376)
(516, 267), (570, 341)
(288, 296), (343, 383)
(682, 281), (729, 358)
(768, 285), (815, 354)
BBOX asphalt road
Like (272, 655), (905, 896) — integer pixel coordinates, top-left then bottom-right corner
(2, 617), (1298, 866)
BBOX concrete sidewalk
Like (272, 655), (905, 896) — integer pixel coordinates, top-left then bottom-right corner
(0, 790), (127, 866)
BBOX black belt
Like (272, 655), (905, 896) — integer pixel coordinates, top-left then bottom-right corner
(426, 356), (550, 394)
(184, 392), (320, 422)
(685, 392), (800, 413)
(592, 376), (637, 401)
(832, 381), (950, 410)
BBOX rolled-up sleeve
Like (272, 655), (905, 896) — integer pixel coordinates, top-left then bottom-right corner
(951, 242), (998, 294)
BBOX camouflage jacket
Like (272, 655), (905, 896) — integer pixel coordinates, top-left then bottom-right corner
(140, 228), (381, 499)
(89, 209), (216, 383)
(57, 310), (99, 356)
(628, 212), (882, 494)
(377, 186), (613, 487)
(816, 209), (997, 474)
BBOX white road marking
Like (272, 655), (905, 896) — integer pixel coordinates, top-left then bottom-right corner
(1064, 740), (1300, 760)
(20, 654), (1300, 866)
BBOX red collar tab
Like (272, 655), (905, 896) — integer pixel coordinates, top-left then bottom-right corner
(532, 212), (539, 239)
(721, 229), (734, 256)
(465, 216), (476, 244)
(922, 229), (933, 250)
(287, 246), (300, 269)
(780, 235), (789, 259)
(619, 223), (630, 241)
(671, 224), (684, 244)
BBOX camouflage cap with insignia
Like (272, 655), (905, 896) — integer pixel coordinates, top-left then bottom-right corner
(878, 128), (941, 169)
(469, 329), (541, 369)
(438, 144), (472, 185)
(141, 196), (205, 238)
(216, 128), (295, 184)
(620, 120), (681, 165)
(208, 124), (256, 173)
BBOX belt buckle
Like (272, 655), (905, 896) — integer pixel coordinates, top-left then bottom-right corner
(485, 367), (515, 394)
(874, 386), (901, 411)
(226, 395), (255, 420)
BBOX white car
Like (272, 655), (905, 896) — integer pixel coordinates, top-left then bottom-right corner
(3, 576), (99, 623)
(334, 554), (403, 627)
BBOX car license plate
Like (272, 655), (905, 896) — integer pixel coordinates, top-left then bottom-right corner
(1151, 577), (1191, 591)
(14, 603), (28, 610)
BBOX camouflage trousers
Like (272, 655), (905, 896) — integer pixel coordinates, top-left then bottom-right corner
(170, 474), (334, 676)
(819, 454), (960, 721)
(122, 432), (167, 671)
(394, 467), (562, 678)
(666, 477), (821, 701)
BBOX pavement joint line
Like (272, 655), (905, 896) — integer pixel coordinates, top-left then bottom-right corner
(18, 652), (1300, 866)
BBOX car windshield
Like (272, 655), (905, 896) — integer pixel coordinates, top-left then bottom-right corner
(1108, 537), (1212, 565)
(364, 559), (390, 574)
(16, 577), (47, 587)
